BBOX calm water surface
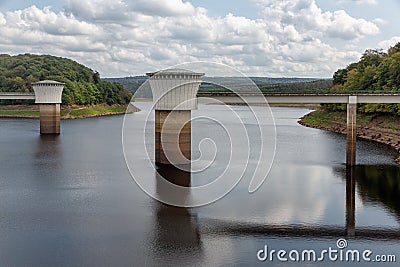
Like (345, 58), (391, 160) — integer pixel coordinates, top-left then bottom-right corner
(0, 106), (399, 266)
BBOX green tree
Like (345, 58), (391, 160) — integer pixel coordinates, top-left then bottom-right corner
(388, 43), (400, 56)
(333, 68), (348, 85)
(328, 42), (400, 115)
(0, 54), (132, 106)
(358, 49), (385, 70)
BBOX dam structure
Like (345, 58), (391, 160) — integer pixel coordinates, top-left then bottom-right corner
(146, 69), (204, 166)
(0, 80), (64, 134)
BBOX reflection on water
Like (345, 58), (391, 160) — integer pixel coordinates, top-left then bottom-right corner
(197, 165), (400, 241)
(355, 165), (400, 221)
(346, 167), (356, 237)
(336, 164), (400, 226)
(148, 163), (400, 267)
(1, 108), (400, 266)
(156, 164), (191, 187)
(33, 135), (62, 179)
(152, 157), (400, 258)
(152, 165), (203, 264)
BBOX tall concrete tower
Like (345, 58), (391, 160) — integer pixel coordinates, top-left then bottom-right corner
(32, 80), (64, 135)
(147, 69), (204, 166)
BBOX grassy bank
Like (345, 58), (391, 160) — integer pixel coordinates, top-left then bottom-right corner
(0, 105), (39, 117)
(301, 109), (400, 131)
(61, 104), (129, 119)
(300, 109), (400, 162)
(0, 104), (131, 119)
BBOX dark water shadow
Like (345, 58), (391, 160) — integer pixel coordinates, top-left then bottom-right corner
(32, 135), (63, 186)
(191, 166), (400, 241)
(335, 165), (400, 224)
(151, 164), (203, 263)
(346, 166), (356, 237)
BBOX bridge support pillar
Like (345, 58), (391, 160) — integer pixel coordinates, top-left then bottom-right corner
(346, 96), (357, 166)
(39, 104), (61, 134)
(147, 69), (204, 167)
(33, 80), (64, 135)
(155, 110), (191, 165)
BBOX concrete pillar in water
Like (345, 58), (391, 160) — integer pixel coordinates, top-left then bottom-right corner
(32, 80), (64, 135)
(38, 104), (61, 134)
(346, 166), (356, 237)
(147, 69), (204, 166)
(155, 110), (191, 165)
(346, 96), (357, 166)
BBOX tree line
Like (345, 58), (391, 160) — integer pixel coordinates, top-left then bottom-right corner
(325, 42), (400, 115)
(198, 79), (332, 94)
(0, 54), (132, 105)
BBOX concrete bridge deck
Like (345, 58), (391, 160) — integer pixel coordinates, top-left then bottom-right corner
(197, 93), (400, 104)
(0, 92), (36, 100)
(4, 92), (400, 103)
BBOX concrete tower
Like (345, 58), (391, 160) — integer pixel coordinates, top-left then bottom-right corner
(147, 69), (204, 166)
(32, 80), (64, 135)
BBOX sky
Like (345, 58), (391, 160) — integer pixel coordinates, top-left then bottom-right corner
(0, 0), (399, 78)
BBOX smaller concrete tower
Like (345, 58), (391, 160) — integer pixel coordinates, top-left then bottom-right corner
(147, 69), (204, 166)
(32, 80), (64, 135)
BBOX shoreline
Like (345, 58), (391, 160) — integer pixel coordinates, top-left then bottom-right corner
(0, 111), (127, 119)
(0, 103), (140, 120)
(299, 109), (400, 163)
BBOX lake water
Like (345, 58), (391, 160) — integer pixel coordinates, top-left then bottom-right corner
(0, 105), (399, 266)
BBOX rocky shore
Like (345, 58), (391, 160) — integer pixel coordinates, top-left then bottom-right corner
(299, 110), (400, 163)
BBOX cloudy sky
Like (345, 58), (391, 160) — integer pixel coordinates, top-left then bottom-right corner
(0, 0), (399, 78)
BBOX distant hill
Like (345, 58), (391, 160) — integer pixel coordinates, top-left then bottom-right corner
(105, 76), (332, 96)
(200, 77), (332, 94)
(0, 54), (132, 105)
(105, 76), (148, 95)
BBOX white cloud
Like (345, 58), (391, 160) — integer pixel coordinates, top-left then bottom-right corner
(63, 0), (132, 22)
(3, 5), (100, 36)
(326, 10), (379, 40)
(342, 0), (378, 5)
(0, 0), (383, 77)
(64, 0), (196, 20)
(0, 12), (5, 25)
(127, 0), (197, 17)
(256, 0), (379, 41)
(378, 36), (400, 50)
(373, 18), (387, 25)
(0, 5), (105, 55)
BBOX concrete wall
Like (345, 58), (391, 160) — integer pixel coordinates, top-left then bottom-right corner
(346, 102), (357, 166)
(39, 104), (61, 135)
(155, 110), (191, 165)
(33, 80), (64, 104)
(148, 70), (203, 110)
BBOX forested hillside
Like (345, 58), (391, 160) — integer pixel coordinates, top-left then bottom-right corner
(199, 78), (332, 94)
(0, 54), (132, 105)
(107, 76), (332, 95)
(327, 42), (400, 114)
